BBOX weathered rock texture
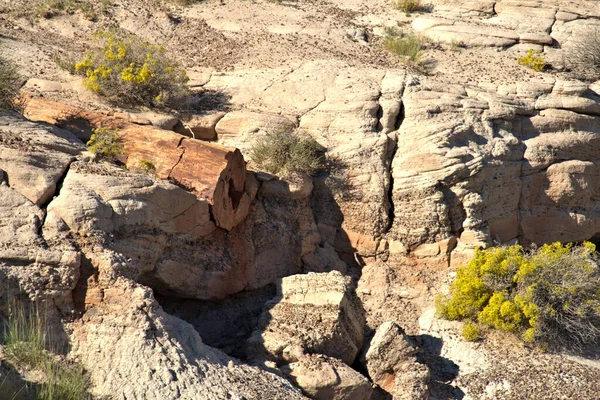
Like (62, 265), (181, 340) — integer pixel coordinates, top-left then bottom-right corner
(248, 271), (365, 366)
(25, 98), (251, 231)
(71, 275), (307, 400)
(362, 321), (429, 400)
(282, 355), (373, 400)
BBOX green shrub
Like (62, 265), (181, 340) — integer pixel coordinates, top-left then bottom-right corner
(462, 323), (480, 341)
(384, 30), (428, 69)
(75, 31), (190, 108)
(437, 242), (600, 351)
(39, 359), (90, 400)
(86, 127), (123, 161)
(518, 49), (546, 72)
(0, 57), (23, 112)
(138, 159), (156, 174)
(250, 131), (325, 178)
(392, 0), (424, 14)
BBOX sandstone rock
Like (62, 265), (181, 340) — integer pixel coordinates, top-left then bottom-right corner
(45, 162), (215, 238)
(362, 321), (429, 399)
(72, 277), (307, 400)
(176, 112), (226, 140)
(282, 355), (372, 400)
(215, 110), (297, 149)
(0, 111), (85, 206)
(248, 271), (365, 365)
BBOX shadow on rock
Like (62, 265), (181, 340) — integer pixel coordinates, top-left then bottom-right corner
(411, 334), (465, 400)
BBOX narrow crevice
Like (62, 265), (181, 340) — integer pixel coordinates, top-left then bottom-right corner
(384, 101), (404, 233)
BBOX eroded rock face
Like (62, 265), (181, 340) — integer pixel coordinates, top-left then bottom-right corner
(282, 355), (373, 400)
(362, 322), (429, 400)
(71, 276), (307, 400)
(248, 271), (365, 366)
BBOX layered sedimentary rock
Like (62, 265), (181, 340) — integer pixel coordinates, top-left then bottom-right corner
(247, 271), (365, 365)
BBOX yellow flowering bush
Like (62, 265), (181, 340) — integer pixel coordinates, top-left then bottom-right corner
(87, 127), (122, 161)
(75, 31), (189, 108)
(518, 49), (546, 72)
(437, 242), (600, 351)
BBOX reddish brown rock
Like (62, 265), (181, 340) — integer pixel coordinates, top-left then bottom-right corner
(24, 98), (249, 230)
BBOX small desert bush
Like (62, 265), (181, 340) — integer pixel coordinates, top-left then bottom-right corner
(384, 29), (428, 69)
(138, 159), (156, 174)
(0, 58), (23, 112)
(38, 360), (90, 400)
(437, 242), (600, 352)
(75, 31), (190, 108)
(518, 49), (546, 72)
(250, 131), (325, 178)
(462, 323), (480, 341)
(392, 0), (424, 14)
(567, 29), (600, 80)
(86, 127), (123, 161)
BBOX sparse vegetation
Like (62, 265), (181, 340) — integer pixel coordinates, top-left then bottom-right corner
(138, 159), (156, 174)
(392, 0), (424, 14)
(567, 29), (600, 80)
(518, 49), (546, 72)
(0, 57), (23, 112)
(437, 242), (600, 352)
(2, 301), (91, 400)
(12, 0), (111, 20)
(75, 31), (190, 108)
(86, 127), (123, 161)
(250, 131), (325, 178)
(384, 28), (428, 71)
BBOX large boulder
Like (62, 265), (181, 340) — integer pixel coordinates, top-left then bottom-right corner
(248, 271), (365, 365)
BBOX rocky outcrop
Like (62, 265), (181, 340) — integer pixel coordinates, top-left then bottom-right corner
(248, 271), (365, 366)
(71, 275), (307, 400)
(24, 98), (252, 231)
(362, 322), (429, 400)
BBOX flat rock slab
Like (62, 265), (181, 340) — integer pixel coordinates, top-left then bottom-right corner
(0, 111), (85, 206)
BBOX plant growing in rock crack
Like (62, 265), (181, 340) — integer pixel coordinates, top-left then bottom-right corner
(0, 57), (24, 112)
(249, 131), (325, 178)
(138, 159), (156, 174)
(86, 127), (123, 161)
(75, 30), (190, 108)
(437, 242), (600, 352)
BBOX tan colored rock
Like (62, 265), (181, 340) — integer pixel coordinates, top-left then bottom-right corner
(0, 111), (85, 206)
(282, 355), (372, 400)
(248, 271), (365, 365)
(72, 277), (307, 400)
(362, 321), (429, 400)
(176, 112), (226, 140)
